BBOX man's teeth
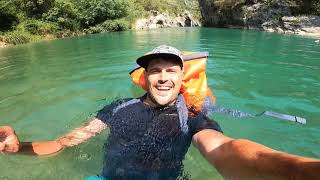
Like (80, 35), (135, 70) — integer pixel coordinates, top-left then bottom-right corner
(157, 86), (171, 90)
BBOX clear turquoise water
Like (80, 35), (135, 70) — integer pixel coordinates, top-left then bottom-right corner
(0, 28), (319, 179)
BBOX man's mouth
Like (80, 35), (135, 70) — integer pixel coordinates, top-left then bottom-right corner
(156, 86), (172, 91)
(154, 84), (174, 96)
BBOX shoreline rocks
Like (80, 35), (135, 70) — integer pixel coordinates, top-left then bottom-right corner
(134, 11), (201, 30)
(0, 41), (9, 48)
(199, 0), (320, 38)
(262, 16), (320, 38)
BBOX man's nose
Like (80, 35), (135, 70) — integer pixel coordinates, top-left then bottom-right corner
(158, 71), (169, 83)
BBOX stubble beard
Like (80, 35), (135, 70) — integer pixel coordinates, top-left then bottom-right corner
(147, 91), (176, 107)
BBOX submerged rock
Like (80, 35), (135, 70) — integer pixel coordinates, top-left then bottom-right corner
(134, 11), (201, 30)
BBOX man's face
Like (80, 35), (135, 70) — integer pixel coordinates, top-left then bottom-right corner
(144, 58), (183, 107)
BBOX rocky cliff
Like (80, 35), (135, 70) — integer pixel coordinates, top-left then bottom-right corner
(199, 0), (320, 37)
(133, 11), (201, 30)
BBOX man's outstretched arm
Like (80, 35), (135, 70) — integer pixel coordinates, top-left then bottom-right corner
(193, 129), (320, 180)
(56, 118), (107, 147)
(1, 118), (107, 155)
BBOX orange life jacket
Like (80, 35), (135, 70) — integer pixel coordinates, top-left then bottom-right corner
(130, 51), (216, 112)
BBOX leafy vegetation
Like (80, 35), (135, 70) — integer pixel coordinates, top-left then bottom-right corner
(131, 0), (200, 16)
(0, 0), (200, 45)
(16, 19), (59, 35)
(0, 30), (40, 45)
(42, 0), (80, 30)
(286, 0), (320, 16)
(84, 19), (130, 34)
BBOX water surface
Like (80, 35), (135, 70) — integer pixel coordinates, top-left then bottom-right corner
(0, 28), (319, 179)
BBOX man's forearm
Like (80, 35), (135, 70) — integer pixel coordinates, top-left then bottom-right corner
(194, 129), (320, 180)
(18, 141), (63, 155)
(213, 139), (319, 180)
(11, 118), (107, 155)
(56, 118), (107, 147)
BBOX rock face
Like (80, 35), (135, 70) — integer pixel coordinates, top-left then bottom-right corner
(134, 11), (201, 30)
(198, 0), (245, 27)
(243, 1), (291, 29)
(0, 41), (9, 48)
(199, 0), (320, 37)
(262, 16), (320, 37)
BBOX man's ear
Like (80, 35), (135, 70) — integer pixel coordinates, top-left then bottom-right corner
(142, 69), (150, 90)
(143, 69), (148, 83)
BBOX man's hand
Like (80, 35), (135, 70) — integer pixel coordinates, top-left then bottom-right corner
(0, 126), (20, 153)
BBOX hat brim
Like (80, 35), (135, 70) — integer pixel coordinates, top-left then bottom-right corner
(136, 53), (183, 69)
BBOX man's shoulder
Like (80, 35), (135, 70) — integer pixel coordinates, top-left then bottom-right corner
(101, 97), (143, 113)
(110, 97), (135, 105)
(96, 97), (142, 123)
(111, 98), (141, 112)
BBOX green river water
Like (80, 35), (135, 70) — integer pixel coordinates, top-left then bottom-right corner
(0, 27), (319, 179)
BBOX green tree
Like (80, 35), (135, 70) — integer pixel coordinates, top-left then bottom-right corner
(0, 1), (19, 31)
(74, 0), (129, 27)
(293, 0), (320, 15)
(16, 0), (54, 18)
(43, 0), (80, 30)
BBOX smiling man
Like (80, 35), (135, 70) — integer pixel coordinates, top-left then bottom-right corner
(141, 48), (184, 107)
(1, 45), (320, 180)
(91, 46), (223, 179)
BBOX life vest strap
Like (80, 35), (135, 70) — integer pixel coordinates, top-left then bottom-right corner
(182, 52), (208, 61)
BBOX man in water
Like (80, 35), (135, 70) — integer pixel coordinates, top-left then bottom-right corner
(1, 45), (320, 179)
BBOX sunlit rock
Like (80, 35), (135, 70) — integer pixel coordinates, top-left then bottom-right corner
(134, 11), (200, 30)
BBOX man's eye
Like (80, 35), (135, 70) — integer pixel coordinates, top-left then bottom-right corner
(167, 69), (177, 73)
(150, 70), (160, 74)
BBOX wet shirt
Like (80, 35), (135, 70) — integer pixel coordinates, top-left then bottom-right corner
(96, 97), (222, 180)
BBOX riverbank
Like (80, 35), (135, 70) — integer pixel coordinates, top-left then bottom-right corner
(261, 16), (320, 38)
(1, 25), (319, 49)
(0, 10), (201, 48)
(1, 4), (320, 49)
(199, 0), (320, 39)
(0, 0), (201, 48)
